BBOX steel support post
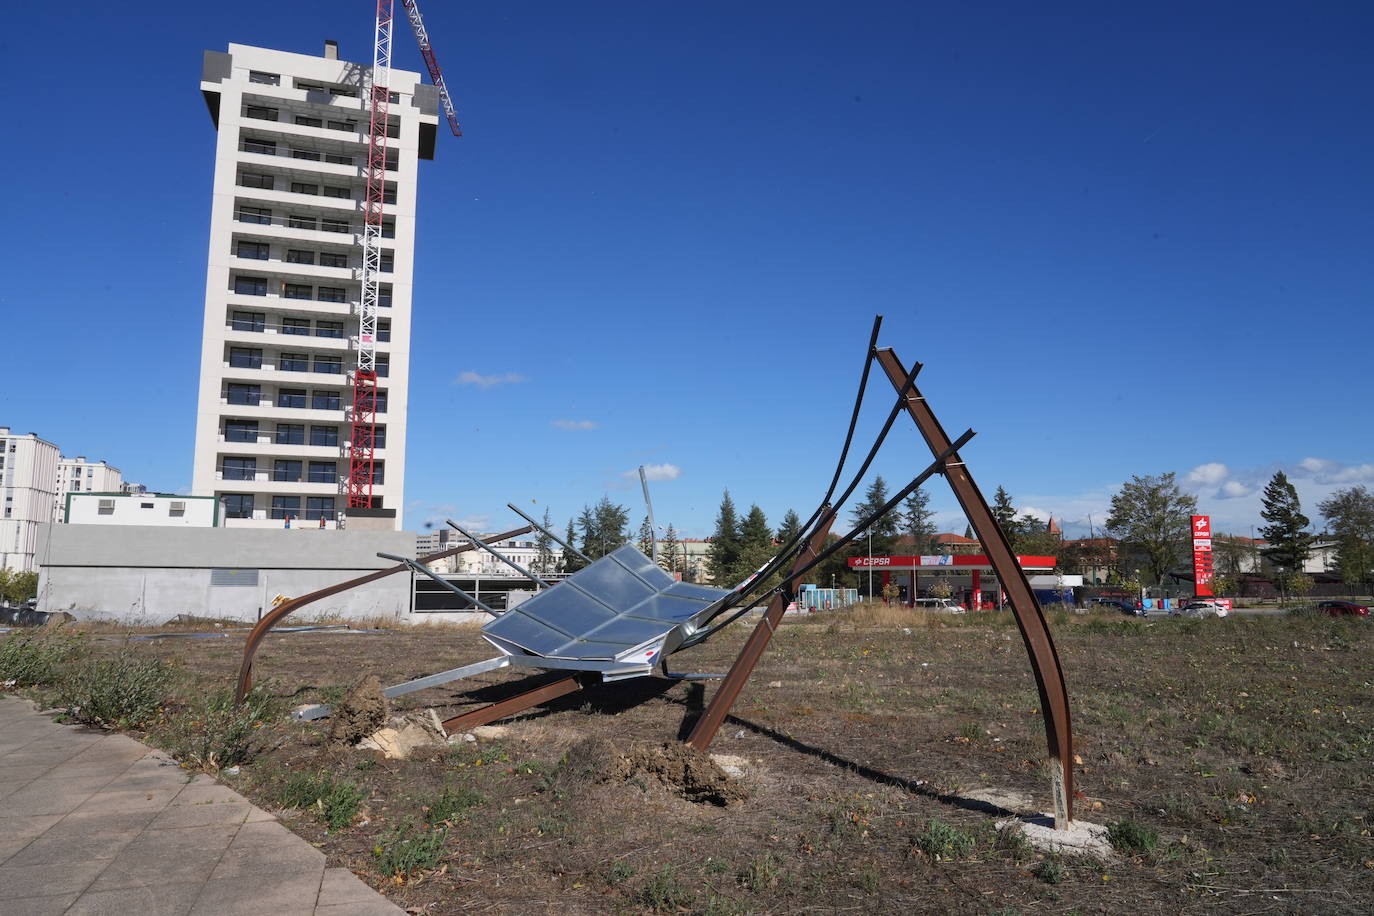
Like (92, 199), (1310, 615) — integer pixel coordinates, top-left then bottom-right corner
(875, 347), (1075, 826)
(440, 673), (595, 734)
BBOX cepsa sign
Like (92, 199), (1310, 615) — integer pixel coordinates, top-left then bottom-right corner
(1191, 515), (1214, 597)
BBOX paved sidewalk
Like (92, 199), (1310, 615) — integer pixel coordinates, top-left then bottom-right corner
(0, 695), (403, 915)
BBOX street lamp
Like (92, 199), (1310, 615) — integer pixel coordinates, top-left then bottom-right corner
(867, 529), (873, 600)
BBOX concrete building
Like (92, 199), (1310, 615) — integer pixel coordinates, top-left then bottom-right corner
(53, 457), (124, 521)
(192, 42), (438, 530)
(62, 493), (220, 528)
(1, 427), (60, 571)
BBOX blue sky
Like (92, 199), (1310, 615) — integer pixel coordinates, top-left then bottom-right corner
(3, 2), (1371, 541)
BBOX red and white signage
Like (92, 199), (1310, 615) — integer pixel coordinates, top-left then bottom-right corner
(1191, 514), (1214, 597)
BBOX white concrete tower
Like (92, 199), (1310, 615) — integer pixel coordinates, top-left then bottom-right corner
(192, 42), (436, 529)
(0, 427), (60, 571)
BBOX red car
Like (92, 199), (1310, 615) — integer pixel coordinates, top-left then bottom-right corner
(1317, 600), (1370, 617)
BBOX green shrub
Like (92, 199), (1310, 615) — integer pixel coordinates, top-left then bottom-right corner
(912, 818), (977, 861)
(1107, 818), (1159, 855)
(58, 652), (173, 728)
(0, 629), (85, 687)
(277, 770), (366, 830)
(424, 785), (484, 825)
(1033, 858), (1064, 884)
(636, 864), (695, 912)
(738, 854), (781, 891)
(373, 821), (447, 879)
(153, 686), (282, 771)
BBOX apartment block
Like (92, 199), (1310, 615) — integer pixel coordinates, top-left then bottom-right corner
(192, 42), (437, 529)
(54, 457), (124, 520)
(1, 427), (60, 571)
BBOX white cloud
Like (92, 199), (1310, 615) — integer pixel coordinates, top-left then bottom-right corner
(1185, 462), (1230, 488)
(625, 463), (682, 482)
(1220, 480), (1253, 499)
(1018, 505), (1053, 523)
(552, 419), (598, 430)
(1290, 457), (1374, 485)
(453, 370), (528, 389)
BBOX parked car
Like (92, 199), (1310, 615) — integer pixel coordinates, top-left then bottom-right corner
(1176, 600), (1228, 618)
(1316, 600), (1369, 617)
(913, 597), (966, 613)
(1089, 597), (1144, 616)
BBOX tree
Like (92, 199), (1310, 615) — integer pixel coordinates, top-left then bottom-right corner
(1259, 471), (1313, 576)
(850, 476), (899, 556)
(732, 504), (775, 586)
(1318, 486), (1374, 587)
(1105, 472), (1197, 586)
(1011, 513), (1062, 557)
(0, 569), (38, 604)
(706, 491), (741, 585)
(577, 497), (629, 561)
(776, 508), (802, 546)
(660, 524), (682, 574)
(533, 508), (556, 574)
(637, 515), (654, 557)
(991, 487), (1018, 538)
(561, 518), (585, 573)
(902, 487), (937, 556)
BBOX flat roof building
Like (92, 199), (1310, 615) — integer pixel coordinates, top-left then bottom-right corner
(1, 427), (60, 571)
(192, 42), (438, 529)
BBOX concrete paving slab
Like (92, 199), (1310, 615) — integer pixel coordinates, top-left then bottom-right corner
(75, 786), (185, 815)
(0, 814), (66, 864)
(1, 892), (83, 915)
(149, 799), (253, 830)
(87, 824), (239, 892)
(0, 859), (110, 900)
(189, 871), (326, 916)
(0, 764), (49, 799)
(64, 882), (204, 916)
(317, 868), (397, 910)
(5, 809), (160, 866)
(315, 901), (407, 916)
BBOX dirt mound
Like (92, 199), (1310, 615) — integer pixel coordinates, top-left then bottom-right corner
(327, 675), (389, 745)
(615, 742), (749, 806)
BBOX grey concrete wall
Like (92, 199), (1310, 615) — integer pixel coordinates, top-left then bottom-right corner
(34, 524), (417, 624)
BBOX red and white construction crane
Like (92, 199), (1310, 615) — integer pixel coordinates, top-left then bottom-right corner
(347, 0), (462, 512)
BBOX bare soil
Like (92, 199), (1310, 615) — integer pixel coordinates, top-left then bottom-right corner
(15, 608), (1374, 913)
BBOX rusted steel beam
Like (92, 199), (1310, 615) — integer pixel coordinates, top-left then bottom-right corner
(440, 673), (594, 734)
(875, 347), (1075, 825)
(234, 525), (533, 702)
(685, 509), (837, 752)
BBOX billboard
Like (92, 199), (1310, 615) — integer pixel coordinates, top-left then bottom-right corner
(1191, 515), (1214, 597)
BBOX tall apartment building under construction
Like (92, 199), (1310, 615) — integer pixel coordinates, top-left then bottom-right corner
(192, 41), (438, 529)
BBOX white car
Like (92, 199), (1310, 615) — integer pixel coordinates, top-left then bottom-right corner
(1175, 600), (1228, 618)
(914, 597), (966, 614)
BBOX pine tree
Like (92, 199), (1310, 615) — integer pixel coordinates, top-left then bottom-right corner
(902, 487), (937, 555)
(706, 490), (741, 585)
(660, 524), (682, 573)
(1259, 471), (1313, 578)
(850, 476), (899, 556)
(637, 515), (655, 556)
(731, 505), (775, 585)
(991, 487), (1018, 538)
(1318, 486), (1374, 587)
(562, 518), (586, 573)
(534, 508), (556, 574)
(776, 508), (802, 545)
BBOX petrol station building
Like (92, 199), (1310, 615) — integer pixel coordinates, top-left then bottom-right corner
(847, 554), (1060, 610)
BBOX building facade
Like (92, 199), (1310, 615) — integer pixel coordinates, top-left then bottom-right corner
(192, 42), (437, 529)
(0, 428), (60, 571)
(62, 493), (220, 528)
(53, 457), (124, 521)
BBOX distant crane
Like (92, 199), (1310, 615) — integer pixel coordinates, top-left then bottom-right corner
(347, 0), (462, 512)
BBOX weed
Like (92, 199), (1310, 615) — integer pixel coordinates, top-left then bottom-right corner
(0, 629), (86, 687)
(605, 860), (636, 885)
(152, 686), (282, 771)
(912, 818), (976, 861)
(738, 853), (781, 891)
(703, 857), (729, 875)
(957, 721), (983, 741)
(853, 866), (882, 893)
(277, 770), (366, 830)
(1033, 858), (1064, 884)
(425, 785), (484, 825)
(58, 652), (173, 728)
(355, 758), (377, 772)
(995, 825), (1034, 861)
(374, 821), (447, 879)
(635, 864), (695, 911)
(1107, 818), (1159, 856)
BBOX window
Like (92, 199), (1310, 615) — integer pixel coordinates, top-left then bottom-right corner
(224, 420), (258, 443)
(272, 460), (302, 482)
(305, 496), (336, 521)
(315, 320), (344, 339)
(381, 221), (395, 239)
(242, 138), (276, 155)
(379, 253), (394, 272)
(244, 105), (278, 121)
(236, 241), (269, 260)
(319, 252), (347, 268)
(287, 215), (317, 230)
(374, 426), (386, 448)
(320, 218), (350, 234)
(275, 423), (304, 445)
(375, 359), (389, 378)
(307, 461), (337, 483)
(293, 116), (322, 128)
(317, 287), (346, 303)
(229, 347), (262, 369)
(314, 356), (343, 374)
(388, 91), (400, 104)
(231, 311), (265, 332)
(377, 321), (391, 342)
(238, 172), (274, 190)
(248, 71), (280, 85)
(279, 352), (309, 372)
(223, 494), (254, 519)
(310, 425), (338, 447)
(290, 182), (319, 196)
(276, 388), (306, 408)
(327, 120), (356, 132)
(222, 457), (256, 481)
(270, 496), (301, 520)
(296, 81), (324, 93)
(324, 152), (353, 165)
(285, 249), (315, 265)
(226, 383), (260, 405)
(378, 285), (392, 308)
(290, 148), (322, 162)
(382, 189), (397, 205)
(283, 283), (313, 300)
(331, 86), (357, 99)
(233, 276), (268, 296)
(282, 317), (311, 336)
(236, 206), (272, 225)
(311, 390), (340, 411)
(371, 464), (385, 485)
(384, 151), (398, 171)
(323, 185), (351, 200)
(374, 391), (388, 414)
